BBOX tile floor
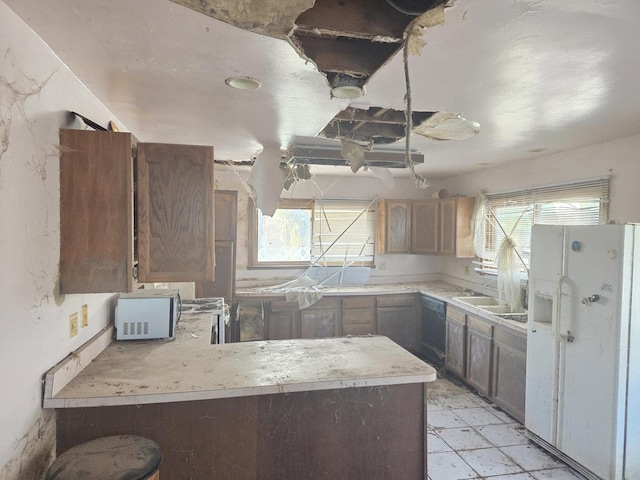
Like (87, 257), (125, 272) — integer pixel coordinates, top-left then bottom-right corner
(426, 375), (586, 480)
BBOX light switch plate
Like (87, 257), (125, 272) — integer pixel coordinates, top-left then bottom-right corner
(81, 304), (88, 327)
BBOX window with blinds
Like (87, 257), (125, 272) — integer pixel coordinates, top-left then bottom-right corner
(249, 199), (376, 267)
(312, 200), (376, 266)
(478, 177), (610, 275)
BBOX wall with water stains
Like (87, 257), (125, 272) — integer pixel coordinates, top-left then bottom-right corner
(0, 4), (130, 478)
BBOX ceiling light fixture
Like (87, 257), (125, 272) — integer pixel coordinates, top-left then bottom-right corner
(329, 73), (365, 99)
(331, 85), (365, 99)
(225, 76), (261, 90)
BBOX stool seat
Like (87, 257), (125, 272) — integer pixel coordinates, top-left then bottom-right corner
(46, 435), (162, 480)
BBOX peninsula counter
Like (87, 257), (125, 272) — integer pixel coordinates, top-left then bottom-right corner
(45, 311), (437, 479)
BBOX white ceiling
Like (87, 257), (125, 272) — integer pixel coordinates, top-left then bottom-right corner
(6, 0), (640, 179)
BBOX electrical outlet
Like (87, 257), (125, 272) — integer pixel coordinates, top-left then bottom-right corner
(81, 304), (88, 327)
(464, 265), (470, 275)
(379, 261), (386, 271)
(69, 313), (79, 338)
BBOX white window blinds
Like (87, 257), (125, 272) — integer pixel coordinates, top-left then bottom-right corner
(479, 177), (609, 274)
(312, 199), (376, 266)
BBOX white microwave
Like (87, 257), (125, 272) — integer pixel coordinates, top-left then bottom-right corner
(115, 289), (182, 340)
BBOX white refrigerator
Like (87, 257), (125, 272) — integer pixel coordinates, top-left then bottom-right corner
(525, 224), (639, 480)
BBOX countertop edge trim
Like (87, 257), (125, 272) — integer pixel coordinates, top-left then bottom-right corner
(44, 372), (437, 409)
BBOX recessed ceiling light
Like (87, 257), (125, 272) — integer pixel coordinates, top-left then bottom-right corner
(225, 76), (261, 90)
(331, 85), (365, 99)
(476, 162), (490, 166)
(329, 73), (365, 99)
(528, 147), (547, 153)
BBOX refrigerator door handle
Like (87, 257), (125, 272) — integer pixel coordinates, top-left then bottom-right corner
(554, 275), (568, 337)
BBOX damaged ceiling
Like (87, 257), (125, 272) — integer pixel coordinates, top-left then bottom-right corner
(171, 0), (448, 97)
(6, 0), (640, 179)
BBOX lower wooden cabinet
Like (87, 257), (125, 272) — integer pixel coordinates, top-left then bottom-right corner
(465, 316), (493, 398)
(300, 298), (341, 338)
(238, 294), (420, 352)
(445, 307), (467, 378)
(376, 294), (420, 353)
(268, 301), (300, 340)
(491, 327), (527, 421)
(444, 302), (527, 423)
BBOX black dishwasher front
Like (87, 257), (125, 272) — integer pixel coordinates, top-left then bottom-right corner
(421, 295), (446, 366)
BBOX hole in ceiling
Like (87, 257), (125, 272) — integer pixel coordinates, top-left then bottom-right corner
(318, 106), (436, 145)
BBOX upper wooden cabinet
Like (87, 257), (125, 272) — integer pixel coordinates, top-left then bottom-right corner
(377, 199), (411, 253)
(377, 197), (473, 256)
(59, 130), (134, 293)
(59, 129), (215, 293)
(439, 197), (475, 258)
(411, 199), (440, 254)
(195, 190), (238, 303)
(137, 142), (215, 283)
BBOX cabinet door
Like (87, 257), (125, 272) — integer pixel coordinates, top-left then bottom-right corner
(59, 129), (133, 293)
(377, 303), (419, 352)
(195, 241), (234, 302)
(300, 298), (341, 338)
(378, 200), (411, 253)
(491, 327), (527, 422)
(268, 301), (300, 340)
(213, 190), (238, 242)
(440, 198), (456, 256)
(411, 200), (439, 254)
(195, 190), (238, 302)
(137, 143), (215, 283)
(466, 316), (493, 397)
(445, 313), (467, 378)
(342, 296), (376, 336)
(440, 197), (475, 258)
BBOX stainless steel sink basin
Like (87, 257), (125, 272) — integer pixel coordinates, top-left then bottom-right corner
(452, 296), (505, 306)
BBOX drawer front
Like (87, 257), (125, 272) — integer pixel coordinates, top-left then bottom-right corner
(447, 306), (467, 324)
(494, 327), (526, 351)
(343, 308), (375, 325)
(342, 296), (376, 309)
(377, 294), (416, 307)
(467, 315), (493, 337)
(270, 301), (299, 312)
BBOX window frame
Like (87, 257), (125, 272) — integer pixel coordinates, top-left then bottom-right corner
(248, 198), (314, 269)
(248, 198), (377, 269)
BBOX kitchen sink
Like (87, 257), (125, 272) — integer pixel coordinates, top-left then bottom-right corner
(452, 296), (528, 320)
(452, 296), (505, 306)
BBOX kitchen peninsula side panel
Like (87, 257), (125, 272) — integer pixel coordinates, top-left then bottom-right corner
(56, 384), (427, 480)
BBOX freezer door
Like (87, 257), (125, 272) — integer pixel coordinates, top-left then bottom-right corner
(529, 225), (565, 293)
(557, 225), (629, 479)
(525, 325), (557, 444)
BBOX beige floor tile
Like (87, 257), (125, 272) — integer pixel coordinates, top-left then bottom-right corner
(437, 427), (493, 451)
(475, 424), (530, 447)
(449, 407), (505, 427)
(458, 447), (523, 477)
(427, 451), (478, 480)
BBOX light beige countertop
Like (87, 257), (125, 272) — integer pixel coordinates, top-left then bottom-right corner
(236, 280), (528, 333)
(43, 312), (437, 409)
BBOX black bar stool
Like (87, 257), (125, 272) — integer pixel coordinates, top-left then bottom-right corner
(46, 435), (162, 480)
